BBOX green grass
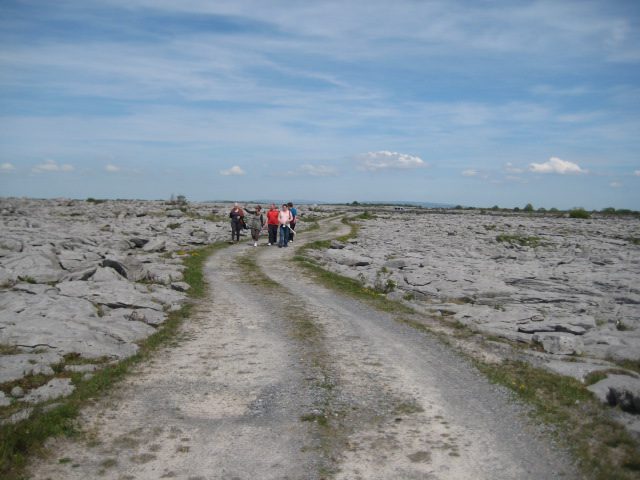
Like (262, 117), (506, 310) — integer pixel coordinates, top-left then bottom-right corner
(0, 242), (228, 479)
(496, 233), (544, 248)
(477, 360), (640, 480)
(569, 208), (591, 219)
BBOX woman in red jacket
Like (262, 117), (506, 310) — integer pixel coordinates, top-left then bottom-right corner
(266, 204), (279, 245)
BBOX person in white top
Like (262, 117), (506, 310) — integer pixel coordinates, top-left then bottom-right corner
(277, 204), (293, 247)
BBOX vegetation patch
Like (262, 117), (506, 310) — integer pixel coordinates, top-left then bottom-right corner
(569, 208), (591, 219)
(477, 360), (640, 480)
(496, 233), (544, 248)
(0, 242), (228, 480)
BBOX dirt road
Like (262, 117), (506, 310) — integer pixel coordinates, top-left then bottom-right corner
(29, 217), (579, 479)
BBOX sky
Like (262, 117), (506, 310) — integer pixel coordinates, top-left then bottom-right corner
(1, 0), (639, 209)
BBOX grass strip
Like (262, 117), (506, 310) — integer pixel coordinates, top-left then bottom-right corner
(477, 360), (640, 480)
(0, 242), (228, 479)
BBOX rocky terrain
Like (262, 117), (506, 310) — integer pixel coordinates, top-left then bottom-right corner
(0, 198), (246, 419)
(308, 207), (640, 434)
(1, 199), (639, 441)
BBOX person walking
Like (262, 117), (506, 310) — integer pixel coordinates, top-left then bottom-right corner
(229, 203), (245, 243)
(287, 202), (297, 242)
(266, 204), (279, 245)
(277, 203), (293, 248)
(246, 205), (265, 247)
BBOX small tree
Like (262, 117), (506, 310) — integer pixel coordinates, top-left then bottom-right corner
(523, 203), (534, 212)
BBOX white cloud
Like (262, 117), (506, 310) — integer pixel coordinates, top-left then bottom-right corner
(0, 162), (16, 172)
(356, 151), (426, 171)
(287, 164), (338, 177)
(219, 165), (245, 176)
(105, 164), (121, 172)
(634, 170), (640, 177)
(528, 157), (587, 175)
(504, 162), (523, 174)
(610, 181), (622, 188)
(462, 169), (478, 177)
(31, 159), (74, 173)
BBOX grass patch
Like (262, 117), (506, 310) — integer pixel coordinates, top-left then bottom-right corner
(477, 360), (640, 480)
(496, 233), (544, 248)
(569, 208), (591, 219)
(354, 210), (375, 220)
(0, 242), (228, 479)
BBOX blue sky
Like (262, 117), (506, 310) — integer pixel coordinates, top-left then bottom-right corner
(1, 0), (639, 209)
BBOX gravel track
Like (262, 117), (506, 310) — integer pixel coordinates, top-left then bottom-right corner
(29, 217), (580, 479)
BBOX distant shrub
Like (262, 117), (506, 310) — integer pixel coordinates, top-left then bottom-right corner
(356, 211), (375, 220)
(569, 208), (591, 219)
(513, 207), (520, 212)
(491, 205), (500, 211)
(86, 198), (107, 204)
(537, 207), (547, 213)
(523, 203), (534, 212)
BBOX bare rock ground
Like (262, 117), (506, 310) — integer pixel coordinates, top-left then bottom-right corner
(27, 216), (579, 479)
(308, 208), (640, 434)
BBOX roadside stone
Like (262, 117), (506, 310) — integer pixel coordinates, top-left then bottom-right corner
(587, 374), (640, 413)
(20, 378), (75, 404)
(171, 281), (190, 292)
(532, 332), (584, 355)
(0, 352), (62, 383)
(330, 240), (345, 249)
(543, 360), (615, 383)
(11, 386), (25, 398)
(128, 308), (167, 326)
(0, 391), (10, 407)
(607, 345), (640, 363)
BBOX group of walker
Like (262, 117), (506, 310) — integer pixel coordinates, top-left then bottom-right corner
(229, 202), (297, 248)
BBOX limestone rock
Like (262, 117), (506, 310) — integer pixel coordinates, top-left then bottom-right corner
(532, 332), (584, 355)
(587, 374), (640, 413)
(3, 251), (65, 283)
(143, 238), (166, 252)
(0, 391), (10, 407)
(20, 378), (75, 404)
(11, 386), (24, 398)
(171, 281), (190, 292)
(383, 259), (407, 269)
(57, 280), (163, 310)
(0, 352), (63, 383)
(90, 266), (127, 282)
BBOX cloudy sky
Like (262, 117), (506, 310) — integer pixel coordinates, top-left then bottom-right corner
(1, 0), (639, 209)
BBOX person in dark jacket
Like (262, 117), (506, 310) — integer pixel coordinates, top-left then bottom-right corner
(229, 203), (245, 243)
